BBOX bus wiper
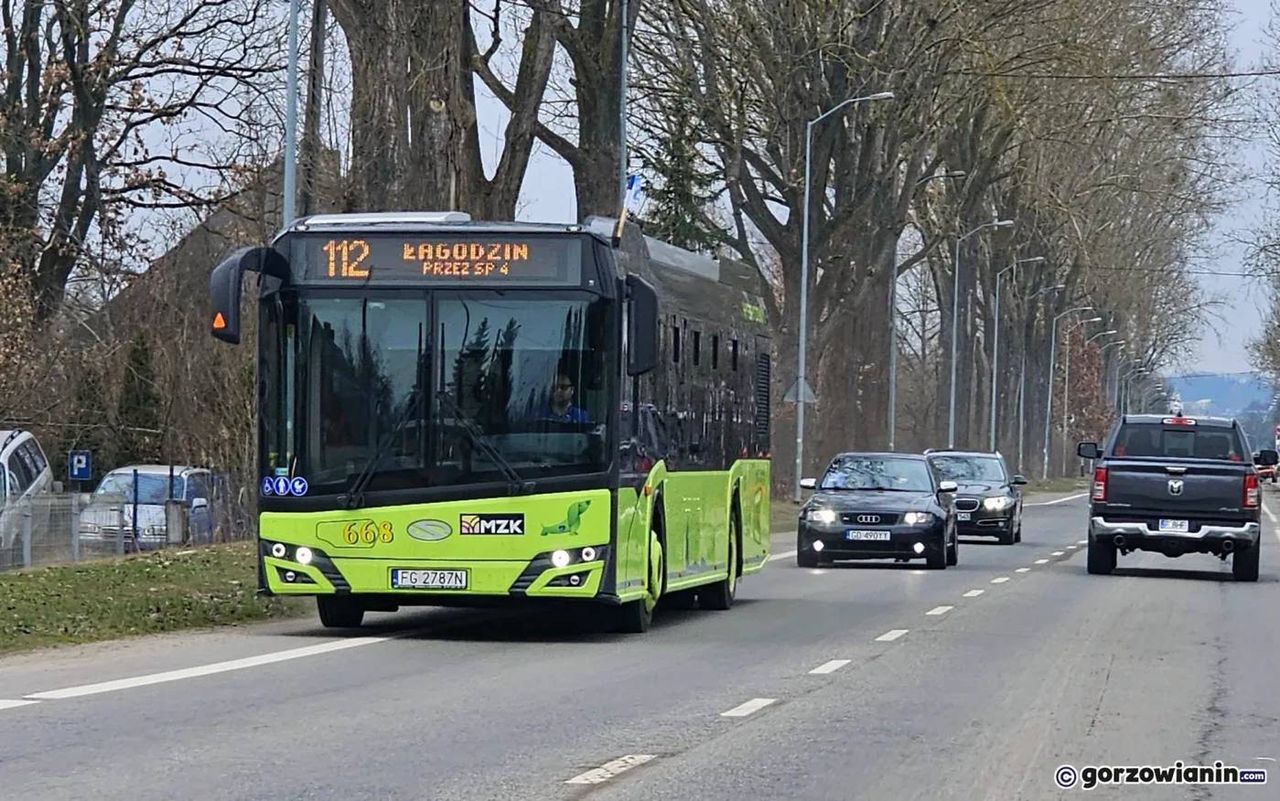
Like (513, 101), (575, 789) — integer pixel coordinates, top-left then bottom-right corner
(340, 397), (421, 509)
(435, 393), (534, 495)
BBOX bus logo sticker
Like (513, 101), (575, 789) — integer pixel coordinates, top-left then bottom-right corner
(290, 477), (309, 496)
(542, 500), (591, 535)
(460, 513), (525, 535)
(407, 519), (453, 542)
(261, 477), (275, 496)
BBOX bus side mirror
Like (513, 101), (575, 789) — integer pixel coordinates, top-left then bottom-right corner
(210, 246), (290, 345)
(626, 273), (659, 376)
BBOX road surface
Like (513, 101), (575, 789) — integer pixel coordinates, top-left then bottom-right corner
(1, 490), (1277, 800)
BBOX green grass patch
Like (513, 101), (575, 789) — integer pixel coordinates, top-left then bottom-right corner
(0, 542), (309, 656)
(1026, 476), (1089, 494)
(771, 498), (804, 533)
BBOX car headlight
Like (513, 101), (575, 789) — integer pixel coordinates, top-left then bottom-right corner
(805, 508), (837, 524)
(983, 496), (1016, 511)
(903, 512), (935, 525)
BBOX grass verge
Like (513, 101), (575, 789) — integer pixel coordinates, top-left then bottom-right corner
(0, 541), (309, 656)
(1026, 476), (1089, 494)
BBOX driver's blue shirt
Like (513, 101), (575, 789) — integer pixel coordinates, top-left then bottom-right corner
(533, 403), (591, 423)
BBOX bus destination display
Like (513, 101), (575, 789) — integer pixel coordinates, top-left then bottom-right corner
(300, 234), (583, 285)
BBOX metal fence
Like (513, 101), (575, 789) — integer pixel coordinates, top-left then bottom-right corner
(0, 488), (254, 573)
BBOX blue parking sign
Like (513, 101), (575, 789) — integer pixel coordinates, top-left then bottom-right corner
(68, 451), (92, 482)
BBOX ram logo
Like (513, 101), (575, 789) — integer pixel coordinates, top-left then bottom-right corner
(1168, 479), (1184, 496)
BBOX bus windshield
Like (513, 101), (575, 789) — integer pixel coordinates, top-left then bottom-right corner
(264, 291), (612, 494)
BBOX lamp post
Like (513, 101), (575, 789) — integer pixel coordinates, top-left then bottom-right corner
(1042, 305), (1093, 480)
(1061, 315), (1103, 474)
(950, 218), (1015, 447)
(283, 0), (300, 225)
(888, 169), (966, 452)
(794, 90), (895, 501)
(1097, 339), (1126, 406)
(1017, 284), (1064, 474)
(989, 256), (1045, 451)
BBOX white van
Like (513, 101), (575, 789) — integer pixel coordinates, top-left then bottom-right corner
(0, 430), (54, 566)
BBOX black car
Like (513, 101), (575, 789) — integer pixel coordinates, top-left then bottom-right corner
(797, 452), (959, 569)
(925, 449), (1028, 545)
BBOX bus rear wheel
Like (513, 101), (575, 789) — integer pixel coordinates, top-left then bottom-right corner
(701, 503), (740, 610)
(317, 596), (365, 629)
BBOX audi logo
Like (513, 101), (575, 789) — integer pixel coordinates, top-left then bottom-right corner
(855, 514), (881, 524)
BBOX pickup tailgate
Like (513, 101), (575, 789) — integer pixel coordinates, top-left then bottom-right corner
(1103, 459), (1247, 515)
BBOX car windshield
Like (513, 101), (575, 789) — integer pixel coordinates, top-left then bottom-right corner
(94, 473), (182, 504)
(1113, 423), (1245, 461)
(929, 455), (1007, 483)
(819, 457), (933, 492)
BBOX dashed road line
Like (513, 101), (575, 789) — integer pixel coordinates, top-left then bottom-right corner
(926, 605), (953, 616)
(565, 755), (656, 785)
(991, 577), (1010, 584)
(0, 699), (40, 711)
(1035, 559), (1049, 564)
(809, 659), (852, 675)
(963, 589), (984, 598)
(1016, 567), (1031, 573)
(1066, 545), (1078, 550)
(875, 629), (909, 642)
(1077, 539), (1088, 545)
(1051, 551), (1065, 556)
(721, 698), (776, 717)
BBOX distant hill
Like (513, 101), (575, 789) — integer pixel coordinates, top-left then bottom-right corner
(1164, 372), (1275, 417)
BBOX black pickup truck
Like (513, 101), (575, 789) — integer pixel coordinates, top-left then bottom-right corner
(1076, 414), (1277, 581)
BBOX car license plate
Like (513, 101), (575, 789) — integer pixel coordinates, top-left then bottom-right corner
(845, 530), (891, 541)
(390, 569), (468, 589)
(957, 512), (972, 521)
(1158, 519), (1190, 534)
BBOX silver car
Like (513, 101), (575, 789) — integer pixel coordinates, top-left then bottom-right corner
(79, 465), (215, 550)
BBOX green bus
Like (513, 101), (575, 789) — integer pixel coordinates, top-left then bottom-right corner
(209, 212), (773, 632)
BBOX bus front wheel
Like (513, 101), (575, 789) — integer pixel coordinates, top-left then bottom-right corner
(317, 596), (365, 629)
(618, 530), (663, 633)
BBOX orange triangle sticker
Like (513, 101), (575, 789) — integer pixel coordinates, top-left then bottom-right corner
(213, 312), (226, 329)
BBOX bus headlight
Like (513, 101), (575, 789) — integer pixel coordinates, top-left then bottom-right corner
(551, 550), (571, 568)
(270, 542), (287, 558)
(295, 546), (314, 565)
(581, 546), (598, 562)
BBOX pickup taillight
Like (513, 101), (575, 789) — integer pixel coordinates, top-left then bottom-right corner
(1092, 467), (1108, 501)
(1245, 473), (1259, 508)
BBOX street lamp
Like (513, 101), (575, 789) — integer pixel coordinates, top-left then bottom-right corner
(1085, 329), (1119, 346)
(1017, 284), (1065, 474)
(989, 255), (1045, 451)
(1042, 305), (1093, 480)
(1061, 315), (1103, 474)
(1098, 339), (1126, 404)
(794, 90), (896, 501)
(889, 169), (966, 452)
(950, 218), (1015, 447)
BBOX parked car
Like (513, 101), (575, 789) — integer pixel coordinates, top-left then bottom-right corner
(0, 429), (54, 566)
(78, 465), (216, 550)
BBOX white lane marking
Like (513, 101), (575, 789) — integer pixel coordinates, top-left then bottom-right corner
(1077, 539), (1088, 544)
(1264, 503), (1280, 546)
(963, 589), (984, 598)
(768, 549), (798, 563)
(24, 636), (393, 701)
(991, 577), (1010, 584)
(1016, 568), (1031, 573)
(721, 698), (776, 717)
(875, 629), (909, 642)
(926, 605), (953, 616)
(1051, 551), (1066, 556)
(1025, 492), (1088, 506)
(1035, 559), (1049, 564)
(0, 699), (40, 711)
(809, 659), (852, 675)
(566, 755), (656, 785)
(1066, 545), (1078, 549)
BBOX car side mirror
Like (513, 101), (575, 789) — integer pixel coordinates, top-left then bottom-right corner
(1077, 442), (1101, 460)
(191, 497), (209, 511)
(625, 274), (659, 376)
(799, 477), (817, 490)
(1011, 475), (1028, 486)
(938, 480), (958, 493)
(1258, 449), (1279, 467)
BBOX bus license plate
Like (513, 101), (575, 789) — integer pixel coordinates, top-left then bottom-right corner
(1158, 519), (1190, 534)
(390, 569), (468, 590)
(846, 530), (891, 541)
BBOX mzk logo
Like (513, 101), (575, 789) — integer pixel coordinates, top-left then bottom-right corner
(542, 500), (592, 535)
(460, 513), (525, 535)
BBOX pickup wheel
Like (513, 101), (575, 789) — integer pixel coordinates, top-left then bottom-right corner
(1087, 537), (1116, 575)
(1232, 540), (1260, 582)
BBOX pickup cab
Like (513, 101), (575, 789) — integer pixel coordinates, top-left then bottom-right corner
(1076, 414), (1278, 582)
